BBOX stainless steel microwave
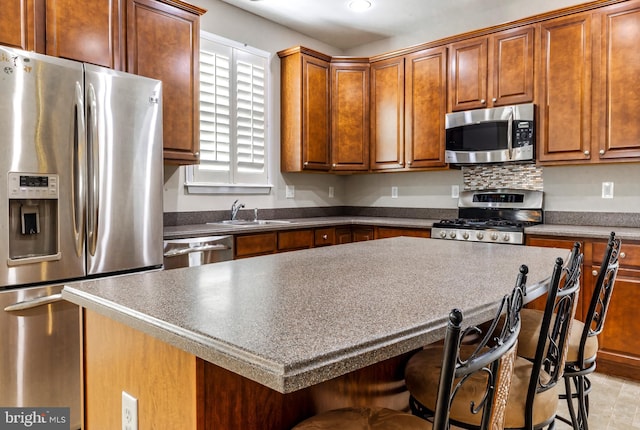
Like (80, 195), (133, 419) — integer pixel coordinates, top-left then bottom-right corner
(445, 103), (535, 164)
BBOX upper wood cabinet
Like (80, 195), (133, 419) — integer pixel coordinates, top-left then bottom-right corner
(538, 2), (640, 165)
(592, 0), (640, 162)
(370, 56), (405, 171)
(449, 26), (534, 111)
(0, 0), (43, 51)
(537, 13), (593, 163)
(370, 47), (448, 171)
(331, 60), (370, 172)
(405, 46), (448, 169)
(46, 0), (124, 69)
(126, 0), (205, 165)
(279, 47), (332, 172)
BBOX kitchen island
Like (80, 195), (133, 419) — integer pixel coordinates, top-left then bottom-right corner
(62, 237), (566, 429)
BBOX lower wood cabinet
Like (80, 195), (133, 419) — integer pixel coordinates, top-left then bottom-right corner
(527, 234), (640, 381)
(234, 232), (277, 259)
(375, 226), (430, 239)
(278, 230), (314, 252)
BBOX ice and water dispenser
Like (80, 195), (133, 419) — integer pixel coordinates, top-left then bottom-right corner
(7, 172), (60, 262)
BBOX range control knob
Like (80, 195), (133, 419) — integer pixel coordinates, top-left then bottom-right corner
(490, 232), (499, 241)
(440, 230), (447, 238)
(476, 232), (484, 240)
(503, 234), (511, 242)
(462, 231), (470, 240)
(449, 231), (457, 239)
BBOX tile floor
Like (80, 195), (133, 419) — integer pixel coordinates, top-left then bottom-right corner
(556, 372), (640, 429)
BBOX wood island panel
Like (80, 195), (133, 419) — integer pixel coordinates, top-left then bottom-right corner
(83, 309), (199, 430)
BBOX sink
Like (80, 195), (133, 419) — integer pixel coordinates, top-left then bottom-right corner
(207, 220), (293, 227)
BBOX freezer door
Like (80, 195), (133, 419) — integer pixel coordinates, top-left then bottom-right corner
(0, 285), (81, 429)
(0, 47), (86, 288)
(84, 64), (163, 275)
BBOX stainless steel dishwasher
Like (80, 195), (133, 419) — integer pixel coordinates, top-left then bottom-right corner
(163, 235), (234, 269)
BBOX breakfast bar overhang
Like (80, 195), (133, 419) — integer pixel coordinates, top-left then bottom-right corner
(62, 237), (567, 429)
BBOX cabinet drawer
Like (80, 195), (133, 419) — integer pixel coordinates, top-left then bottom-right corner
(315, 228), (336, 247)
(278, 229), (314, 251)
(235, 233), (277, 259)
(375, 227), (430, 239)
(593, 241), (640, 269)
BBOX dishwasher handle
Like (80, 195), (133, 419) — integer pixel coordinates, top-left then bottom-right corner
(163, 244), (230, 258)
(4, 293), (63, 312)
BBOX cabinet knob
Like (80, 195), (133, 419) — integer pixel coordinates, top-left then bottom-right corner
(492, 97), (497, 102)
(322, 234), (328, 240)
(304, 162), (308, 166)
(332, 163), (336, 168)
(620, 252), (626, 259)
(592, 270), (598, 276)
(584, 150), (590, 156)
(480, 99), (486, 104)
(599, 149), (605, 155)
(407, 161), (412, 166)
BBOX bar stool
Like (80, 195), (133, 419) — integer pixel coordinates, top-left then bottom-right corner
(292, 266), (526, 430)
(518, 233), (621, 430)
(405, 265), (526, 429)
(406, 252), (582, 430)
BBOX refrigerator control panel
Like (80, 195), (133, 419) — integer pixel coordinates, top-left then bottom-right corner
(8, 172), (59, 199)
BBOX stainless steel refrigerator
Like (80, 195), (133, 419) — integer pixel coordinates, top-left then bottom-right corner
(0, 46), (163, 429)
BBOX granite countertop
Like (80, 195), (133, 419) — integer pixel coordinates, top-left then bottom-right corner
(163, 216), (439, 239)
(62, 237), (566, 394)
(524, 224), (640, 241)
(164, 215), (640, 242)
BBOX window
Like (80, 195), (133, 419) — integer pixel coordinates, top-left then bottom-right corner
(185, 32), (271, 194)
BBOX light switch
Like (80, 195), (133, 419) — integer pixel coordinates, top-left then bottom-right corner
(602, 182), (614, 199)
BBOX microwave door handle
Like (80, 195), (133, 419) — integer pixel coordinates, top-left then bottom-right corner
(507, 108), (514, 159)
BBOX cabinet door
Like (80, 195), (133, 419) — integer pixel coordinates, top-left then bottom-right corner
(525, 236), (585, 320)
(370, 57), (405, 170)
(46, 0), (123, 68)
(375, 227), (430, 239)
(593, 1), (640, 162)
(538, 13), (592, 163)
(127, 0), (201, 164)
(301, 55), (331, 171)
(235, 232), (277, 259)
(0, 0), (43, 51)
(449, 37), (488, 111)
(331, 61), (370, 171)
(490, 26), (535, 106)
(405, 47), (447, 169)
(336, 227), (353, 244)
(278, 230), (314, 252)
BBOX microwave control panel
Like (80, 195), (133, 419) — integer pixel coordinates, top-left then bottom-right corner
(513, 121), (534, 148)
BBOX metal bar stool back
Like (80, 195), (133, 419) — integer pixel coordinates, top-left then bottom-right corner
(559, 232), (621, 430)
(405, 265), (527, 430)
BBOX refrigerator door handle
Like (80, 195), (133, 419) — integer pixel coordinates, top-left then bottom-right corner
(4, 293), (63, 312)
(86, 83), (99, 257)
(73, 81), (87, 256)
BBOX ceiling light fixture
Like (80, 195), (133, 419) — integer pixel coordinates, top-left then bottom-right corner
(349, 0), (372, 12)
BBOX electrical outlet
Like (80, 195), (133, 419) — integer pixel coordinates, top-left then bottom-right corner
(602, 182), (614, 199)
(122, 391), (138, 430)
(285, 185), (295, 198)
(391, 186), (398, 198)
(451, 185), (460, 198)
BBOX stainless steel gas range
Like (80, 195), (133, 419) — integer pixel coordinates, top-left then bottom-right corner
(432, 189), (543, 245)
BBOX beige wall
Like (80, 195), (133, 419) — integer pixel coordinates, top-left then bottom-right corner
(164, 0), (640, 215)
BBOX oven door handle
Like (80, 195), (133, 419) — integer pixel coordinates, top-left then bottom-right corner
(4, 293), (63, 312)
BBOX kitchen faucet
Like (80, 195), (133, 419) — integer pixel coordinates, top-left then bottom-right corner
(230, 199), (245, 221)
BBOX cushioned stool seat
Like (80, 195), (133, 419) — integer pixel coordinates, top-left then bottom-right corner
(517, 308), (599, 362)
(291, 407), (432, 429)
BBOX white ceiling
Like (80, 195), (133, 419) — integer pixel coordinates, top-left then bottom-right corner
(217, 0), (507, 50)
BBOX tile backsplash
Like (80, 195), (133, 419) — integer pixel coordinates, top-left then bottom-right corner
(462, 164), (544, 190)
